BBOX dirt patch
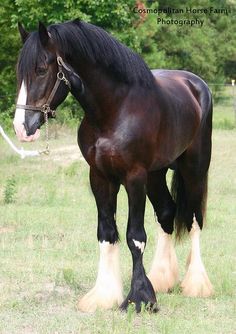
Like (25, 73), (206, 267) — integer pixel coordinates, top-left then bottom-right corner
(34, 282), (72, 303)
(0, 226), (15, 234)
(46, 145), (85, 166)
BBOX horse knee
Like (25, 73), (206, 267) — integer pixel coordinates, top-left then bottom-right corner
(127, 227), (146, 255)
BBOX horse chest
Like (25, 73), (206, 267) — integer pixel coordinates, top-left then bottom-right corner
(94, 137), (123, 173)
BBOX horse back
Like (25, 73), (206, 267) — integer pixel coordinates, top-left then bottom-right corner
(152, 69), (212, 121)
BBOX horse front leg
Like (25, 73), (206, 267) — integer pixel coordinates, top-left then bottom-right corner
(78, 168), (123, 313)
(120, 167), (158, 313)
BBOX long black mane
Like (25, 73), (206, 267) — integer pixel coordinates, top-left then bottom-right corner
(17, 31), (46, 88)
(18, 19), (155, 88)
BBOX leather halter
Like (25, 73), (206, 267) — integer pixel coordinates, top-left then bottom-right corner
(16, 55), (80, 118)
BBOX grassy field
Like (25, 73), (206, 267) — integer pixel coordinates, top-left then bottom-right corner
(212, 85), (236, 130)
(0, 114), (235, 333)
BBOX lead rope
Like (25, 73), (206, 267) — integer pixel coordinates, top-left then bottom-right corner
(38, 107), (50, 155)
(0, 111), (50, 158)
(12, 55), (78, 158)
(38, 56), (72, 155)
(0, 125), (40, 159)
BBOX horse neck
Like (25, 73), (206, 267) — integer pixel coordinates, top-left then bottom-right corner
(71, 60), (128, 125)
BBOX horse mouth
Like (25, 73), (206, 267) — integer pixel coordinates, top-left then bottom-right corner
(13, 123), (41, 142)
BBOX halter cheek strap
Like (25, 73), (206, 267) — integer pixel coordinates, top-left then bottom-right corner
(16, 55), (83, 118)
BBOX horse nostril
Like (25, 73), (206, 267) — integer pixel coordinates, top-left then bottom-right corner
(24, 111), (43, 136)
(24, 120), (41, 136)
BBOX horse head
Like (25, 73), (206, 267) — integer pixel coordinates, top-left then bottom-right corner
(14, 22), (82, 142)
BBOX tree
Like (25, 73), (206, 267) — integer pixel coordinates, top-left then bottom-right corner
(0, 0), (235, 126)
(0, 0), (140, 122)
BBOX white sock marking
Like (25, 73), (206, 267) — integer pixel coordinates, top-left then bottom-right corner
(78, 241), (123, 312)
(148, 223), (179, 292)
(97, 241), (122, 287)
(181, 216), (213, 297)
(133, 239), (145, 253)
(190, 217), (202, 262)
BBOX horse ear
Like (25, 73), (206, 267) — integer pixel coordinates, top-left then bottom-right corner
(38, 21), (49, 47)
(18, 22), (29, 43)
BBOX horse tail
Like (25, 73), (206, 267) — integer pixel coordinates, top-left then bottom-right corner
(171, 168), (209, 240)
(170, 75), (212, 240)
(171, 169), (188, 239)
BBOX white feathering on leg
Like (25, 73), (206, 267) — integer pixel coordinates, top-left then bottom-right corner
(78, 241), (123, 313)
(148, 223), (179, 292)
(181, 216), (213, 297)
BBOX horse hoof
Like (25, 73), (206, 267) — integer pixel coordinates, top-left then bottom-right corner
(120, 297), (159, 313)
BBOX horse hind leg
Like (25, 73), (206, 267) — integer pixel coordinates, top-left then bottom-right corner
(148, 222), (179, 293)
(147, 169), (179, 293)
(181, 214), (213, 297)
(173, 160), (213, 297)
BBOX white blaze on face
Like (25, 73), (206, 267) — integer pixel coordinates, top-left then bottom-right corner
(13, 81), (40, 142)
(13, 81), (26, 139)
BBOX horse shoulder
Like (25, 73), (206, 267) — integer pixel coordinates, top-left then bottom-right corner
(77, 117), (97, 164)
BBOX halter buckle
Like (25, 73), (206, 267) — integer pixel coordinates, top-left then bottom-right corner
(57, 56), (63, 66)
(57, 71), (70, 87)
(51, 110), (56, 117)
(42, 104), (56, 118)
(42, 104), (50, 113)
(57, 71), (65, 81)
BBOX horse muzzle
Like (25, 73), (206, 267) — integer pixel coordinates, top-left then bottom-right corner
(13, 108), (41, 142)
(13, 122), (41, 142)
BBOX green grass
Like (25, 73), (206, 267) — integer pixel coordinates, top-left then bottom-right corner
(0, 124), (235, 333)
(212, 85), (236, 130)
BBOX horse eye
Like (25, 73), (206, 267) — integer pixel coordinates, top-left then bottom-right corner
(36, 67), (47, 76)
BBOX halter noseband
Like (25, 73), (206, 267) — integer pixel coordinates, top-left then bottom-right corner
(16, 55), (78, 118)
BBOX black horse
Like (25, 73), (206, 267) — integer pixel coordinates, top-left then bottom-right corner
(13, 19), (213, 313)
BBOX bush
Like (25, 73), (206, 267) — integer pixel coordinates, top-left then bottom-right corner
(3, 175), (17, 204)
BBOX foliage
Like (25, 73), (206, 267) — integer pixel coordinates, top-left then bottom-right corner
(0, 0), (236, 127)
(62, 268), (80, 292)
(151, 0), (236, 83)
(3, 175), (17, 204)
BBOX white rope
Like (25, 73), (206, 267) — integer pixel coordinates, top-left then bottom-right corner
(0, 125), (40, 159)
